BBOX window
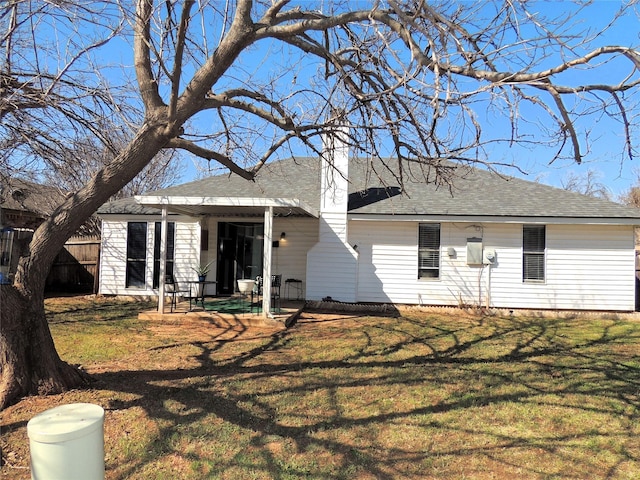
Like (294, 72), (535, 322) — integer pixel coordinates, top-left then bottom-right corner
(418, 223), (440, 279)
(523, 225), (545, 282)
(126, 222), (147, 288)
(152, 222), (176, 288)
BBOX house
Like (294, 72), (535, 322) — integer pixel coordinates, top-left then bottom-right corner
(0, 178), (100, 291)
(96, 134), (640, 313)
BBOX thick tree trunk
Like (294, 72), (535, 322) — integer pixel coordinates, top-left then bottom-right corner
(0, 122), (171, 409)
(0, 3), (255, 408)
(0, 285), (90, 409)
(0, 1), (258, 409)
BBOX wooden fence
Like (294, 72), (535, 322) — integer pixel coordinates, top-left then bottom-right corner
(46, 235), (101, 293)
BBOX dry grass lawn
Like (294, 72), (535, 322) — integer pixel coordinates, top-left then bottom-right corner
(1, 296), (639, 479)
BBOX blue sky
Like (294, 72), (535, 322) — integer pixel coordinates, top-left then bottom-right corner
(166, 1), (639, 199)
(501, 0), (638, 196)
(462, 1), (639, 197)
(85, 1), (639, 198)
(9, 1), (638, 199)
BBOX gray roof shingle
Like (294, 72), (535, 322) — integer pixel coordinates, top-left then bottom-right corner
(99, 156), (640, 220)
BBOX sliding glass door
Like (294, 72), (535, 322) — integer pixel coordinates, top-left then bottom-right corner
(216, 222), (263, 295)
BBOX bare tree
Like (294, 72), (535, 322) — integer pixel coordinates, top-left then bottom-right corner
(619, 168), (640, 208)
(1, 0), (639, 408)
(42, 132), (182, 201)
(621, 187), (640, 209)
(561, 169), (612, 200)
(37, 132), (182, 233)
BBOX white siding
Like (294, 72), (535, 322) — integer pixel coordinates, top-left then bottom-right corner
(99, 216), (200, 296)
(173, 221), (202, 292)
(490, 224), (635, 311)
(307, 129), (358, 302)
(307, 212), (358, 302)
(351, 221), (417, 303)
(306, 242), (358, 302)
(101, 213), (637, 311)
(99, 218), (129, 295)
(272, 217), (318, 292)
(349, 220), (637, 311)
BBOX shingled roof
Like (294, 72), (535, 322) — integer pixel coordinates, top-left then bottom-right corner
(1, 178), (65, 214)
(1, 178), (67, 229)
(98, 156), (640, 222)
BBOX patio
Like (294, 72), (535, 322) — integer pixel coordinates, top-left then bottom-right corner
(138, 295), (305, 330)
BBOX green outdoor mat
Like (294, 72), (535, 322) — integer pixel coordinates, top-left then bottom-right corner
(204, 298), (260, 314)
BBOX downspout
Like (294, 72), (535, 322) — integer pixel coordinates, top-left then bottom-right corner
(486, 264), (492, 309)
(477, 266), (484, 307)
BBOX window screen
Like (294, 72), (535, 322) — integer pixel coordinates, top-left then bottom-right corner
(152, 222), (176, 288)
(126, 222), (147, 288)
(523, 225), (545, 282)
(419, 223), (440, 279)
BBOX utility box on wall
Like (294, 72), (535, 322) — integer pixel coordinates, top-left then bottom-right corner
(466, 237), (483, 265)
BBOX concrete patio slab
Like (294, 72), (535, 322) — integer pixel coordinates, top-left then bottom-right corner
(139, 296), (305, 329)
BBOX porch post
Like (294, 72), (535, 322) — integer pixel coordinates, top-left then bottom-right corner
(157, 204), (168, 313)
(262, 206), (273, 316)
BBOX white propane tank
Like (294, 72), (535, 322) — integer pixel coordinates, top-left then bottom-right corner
(27, 403), (105, 480)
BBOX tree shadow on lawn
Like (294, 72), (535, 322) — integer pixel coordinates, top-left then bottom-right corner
(45, 299), (156, 326)
(85, 313), (640, 478)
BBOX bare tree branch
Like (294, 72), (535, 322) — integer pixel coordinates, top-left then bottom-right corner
(168, 0), (195, 119)
(135, 0), (165, 111)
(166, 137), (254, 179)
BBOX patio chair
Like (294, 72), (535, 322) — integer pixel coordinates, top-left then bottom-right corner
(250, 274), (282, 313)
(271, 274), (282, 312)
(165, 275), (188, 312)
(250, 276), (262, 313)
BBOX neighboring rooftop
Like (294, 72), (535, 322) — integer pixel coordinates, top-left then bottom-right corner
(1, 178), (67, 229)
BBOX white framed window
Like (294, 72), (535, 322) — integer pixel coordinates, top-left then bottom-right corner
(418, 223), (440, 279)
(523, 225), (545, 282)
(125, 222), (147, 288)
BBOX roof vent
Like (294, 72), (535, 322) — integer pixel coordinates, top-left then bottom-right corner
(11, 189), (26, 201)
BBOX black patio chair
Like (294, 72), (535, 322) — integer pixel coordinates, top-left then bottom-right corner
(250, 274), (282, 313)
(271, 274), (282, 312)
(165, 274), (188, 312)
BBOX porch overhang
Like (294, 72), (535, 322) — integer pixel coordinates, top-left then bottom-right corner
(134, 195), (319, 218)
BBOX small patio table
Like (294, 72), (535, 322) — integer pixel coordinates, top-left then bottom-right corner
(285, 278), (303, 300)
